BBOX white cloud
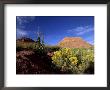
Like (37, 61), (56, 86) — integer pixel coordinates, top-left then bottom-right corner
(88, 40), (94, 45)
(16, 16), (35, 25)
(17, 29), (28, 38)
(16, 16), (36, 37)
(67, 25), (94, 35)
(84, 35), (94, 45)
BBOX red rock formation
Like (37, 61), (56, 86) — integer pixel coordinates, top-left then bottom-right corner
(58, 37), (92, 48)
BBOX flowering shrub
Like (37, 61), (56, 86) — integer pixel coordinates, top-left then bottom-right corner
(51, 48), (94, 74)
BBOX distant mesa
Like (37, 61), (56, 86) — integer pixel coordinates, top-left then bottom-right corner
(58, 37), (93, 48)
(17, 37), (34, 42)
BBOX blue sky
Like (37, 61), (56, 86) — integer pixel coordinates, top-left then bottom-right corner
(16, 16), (94, 45)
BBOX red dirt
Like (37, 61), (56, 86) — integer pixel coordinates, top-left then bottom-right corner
(16, 50), (67, 74)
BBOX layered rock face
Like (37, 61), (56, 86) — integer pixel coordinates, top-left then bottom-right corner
(58, 37), (92, 48)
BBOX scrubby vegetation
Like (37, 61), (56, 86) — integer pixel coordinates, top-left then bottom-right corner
(16, 35), (94, 74)
(51, 48), (94, 74)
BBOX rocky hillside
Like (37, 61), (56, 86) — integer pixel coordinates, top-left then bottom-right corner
(58, 37), (92, 48)
(17, 37), (35, 42)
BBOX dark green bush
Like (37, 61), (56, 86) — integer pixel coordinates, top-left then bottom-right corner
(16, 45), (24, 51)
(45, 45), (61, 52)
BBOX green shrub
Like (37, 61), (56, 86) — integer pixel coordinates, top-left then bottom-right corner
(16, 45), (24, 51)
(51, 48), (94, 74)
(16, 42), (36, 50)
(45, 45), (61, 52)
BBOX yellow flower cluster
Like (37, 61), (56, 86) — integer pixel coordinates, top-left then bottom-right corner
(51, 47), (94, 74)
(69, 57), (78, 65)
